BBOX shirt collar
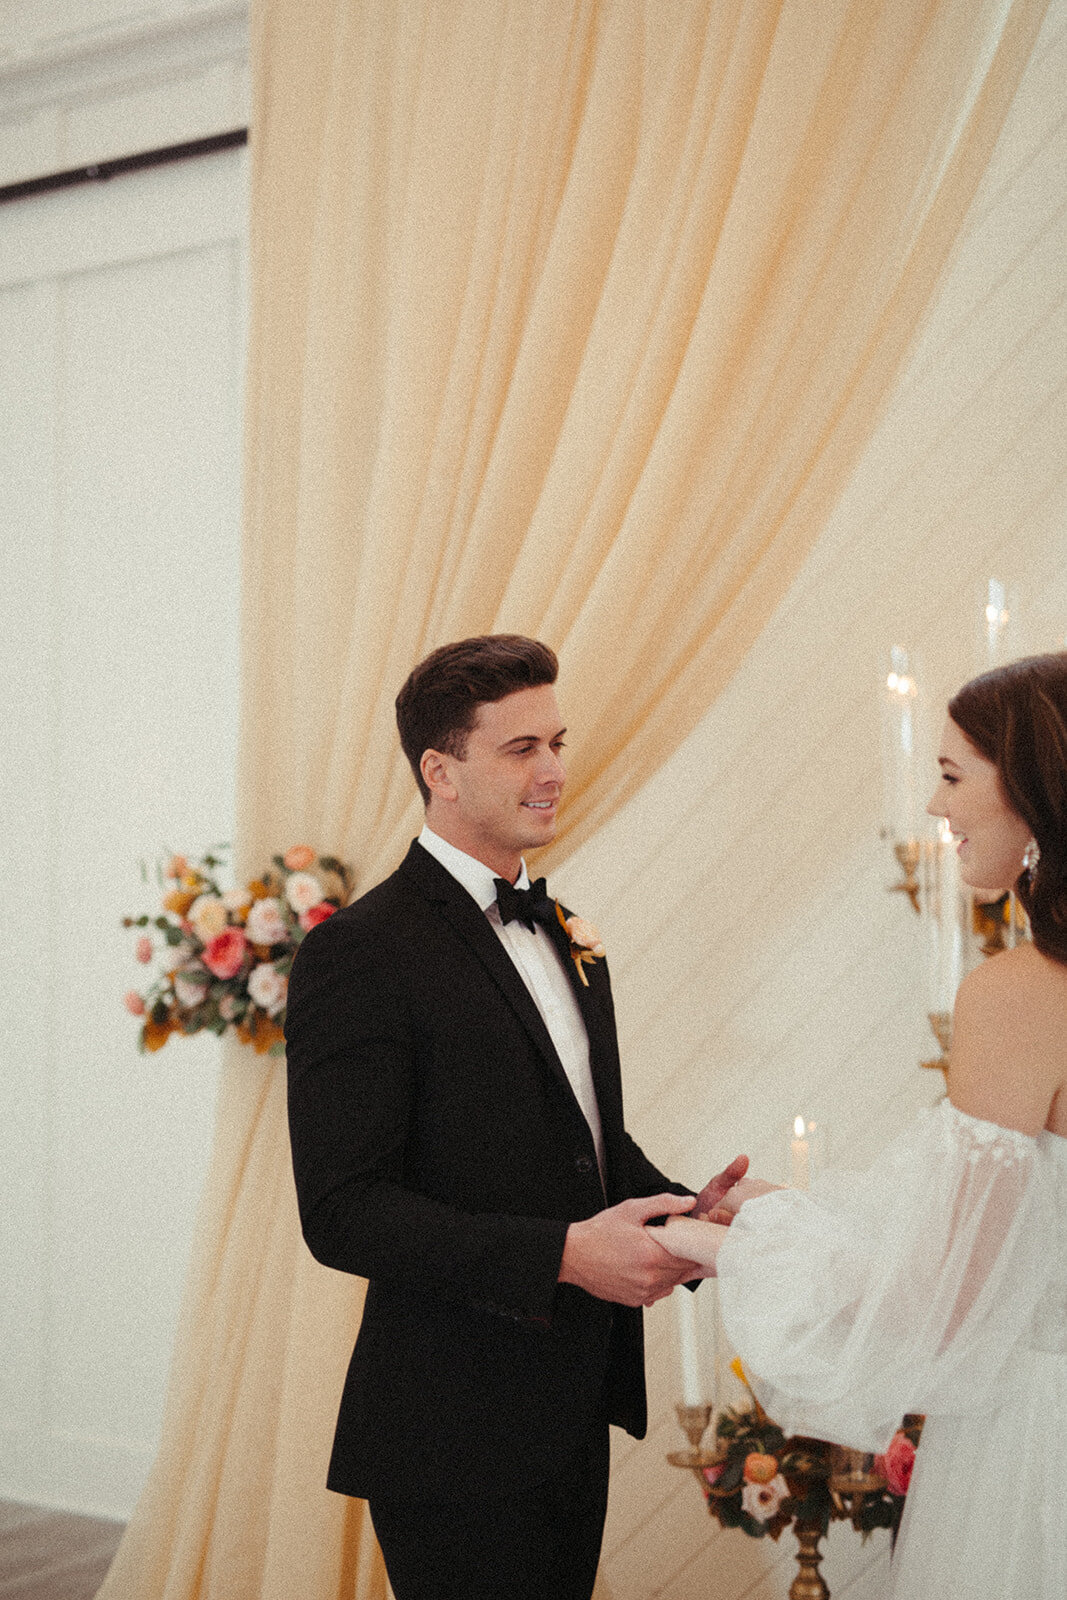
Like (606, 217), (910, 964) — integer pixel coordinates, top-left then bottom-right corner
(418, 823), (530, 913)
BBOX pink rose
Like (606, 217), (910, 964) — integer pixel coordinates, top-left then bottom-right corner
(218, 994), (239, 1021)
(247, 961), (288, 1017)
(300, 901), (337, 931)
(284, 845), (316, 871)
(166, 854), (188, 879)
(702, 1463), (725, 1487)
(876, 1432), (916, 1496)
(203, 926), (248, 980)
(741, 1474), (790, 1523)
(135, 935), (153, 964)
(245, 896), (288, 947)
(124, 990), (146, 1016)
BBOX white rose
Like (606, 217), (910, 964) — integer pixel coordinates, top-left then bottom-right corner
(247, 961), (288, 1017)
(564, 915), (605, 956)
(188, 894), (228, 941)
(245, 896), (289, 946)
(222, 886), (254, 914)
(741, 1475), (789, 1523)
(285, 871), (325, 915)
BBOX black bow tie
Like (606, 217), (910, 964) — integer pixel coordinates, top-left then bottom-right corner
(494, 876), (557, 933)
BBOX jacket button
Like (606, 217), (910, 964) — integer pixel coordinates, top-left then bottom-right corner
(575, 1155), (593, 1174)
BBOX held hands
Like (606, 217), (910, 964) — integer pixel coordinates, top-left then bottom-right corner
(558, 1193), (704, 1308)
(653, 1157), (783, 1277)
(558, 1160), (781, 1306)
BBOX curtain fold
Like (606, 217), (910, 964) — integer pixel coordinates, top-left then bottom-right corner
(98, 2), (1047, 1595)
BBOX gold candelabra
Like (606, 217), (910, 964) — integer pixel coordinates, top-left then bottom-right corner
(669, 1411), (903, 1600)
(670, 1402), (713, 1460)
(889, 839), (922, 913)
(921, 1010), (952, 1075)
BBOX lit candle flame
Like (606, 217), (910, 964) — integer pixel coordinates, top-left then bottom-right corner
(794, 1114), (805, 1138)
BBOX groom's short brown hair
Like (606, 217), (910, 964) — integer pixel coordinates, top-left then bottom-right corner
(396, 634), (558, 805)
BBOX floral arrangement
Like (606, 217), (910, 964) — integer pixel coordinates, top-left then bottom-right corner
(701, 1373), (922, 1544)
(556, 904), (605, 987)
(123, 846), (351, 1055)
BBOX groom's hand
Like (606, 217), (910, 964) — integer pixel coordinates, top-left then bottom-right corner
(692, 1154), (750, 1223)
(558, 1193), (703, 1308)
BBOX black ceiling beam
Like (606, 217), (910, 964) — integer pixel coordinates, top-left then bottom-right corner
(0, 126), (248, 206)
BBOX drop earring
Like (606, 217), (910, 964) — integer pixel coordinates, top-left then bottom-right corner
(1022, 838), (1041, 876)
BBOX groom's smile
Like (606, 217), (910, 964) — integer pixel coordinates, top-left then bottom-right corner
(420, 683), (567, 881)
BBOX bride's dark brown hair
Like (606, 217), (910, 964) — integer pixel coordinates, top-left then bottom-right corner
(948, 652), (1067, 965)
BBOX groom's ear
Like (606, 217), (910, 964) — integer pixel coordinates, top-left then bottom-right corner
(420, 748), (458, 802)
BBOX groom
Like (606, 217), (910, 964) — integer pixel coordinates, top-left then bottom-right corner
(285, 634), (747, 1600)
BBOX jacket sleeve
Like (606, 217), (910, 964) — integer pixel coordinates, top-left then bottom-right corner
(285, 910), (569, 1324)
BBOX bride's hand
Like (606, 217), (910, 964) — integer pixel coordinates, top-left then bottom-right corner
(656, 1214), (730, 1273)
(697, 1176), (782, 1224)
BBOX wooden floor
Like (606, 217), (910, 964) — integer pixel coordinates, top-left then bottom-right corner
(0, 1502), (124, 1600)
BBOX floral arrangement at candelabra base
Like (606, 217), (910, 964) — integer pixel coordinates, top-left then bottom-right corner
(701, 1403), (923, 1547)
(122, 846), (352, 1055)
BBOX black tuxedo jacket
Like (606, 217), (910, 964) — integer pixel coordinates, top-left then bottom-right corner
(285, 840), (687, 1502)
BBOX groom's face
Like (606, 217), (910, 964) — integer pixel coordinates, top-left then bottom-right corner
(424, 683), (567, 879)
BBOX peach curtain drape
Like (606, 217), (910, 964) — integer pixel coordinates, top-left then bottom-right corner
(98, 2), (1046, 1597)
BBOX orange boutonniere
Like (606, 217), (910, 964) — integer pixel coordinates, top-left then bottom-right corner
(556, 902), (606, 987)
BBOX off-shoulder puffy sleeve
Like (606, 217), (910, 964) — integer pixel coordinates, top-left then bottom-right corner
(715, 1100), (1062, 1452)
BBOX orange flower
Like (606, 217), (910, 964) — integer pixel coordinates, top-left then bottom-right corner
(142, 1017), (174, 1052)
(283, 845), (316, 871)
(237, 1014), (285, 1054)
(163, 889), (197, 916)
(253, 1018), (285, 1054)
(246, 878), (273, 901)
(743, 1453), (779, 1485)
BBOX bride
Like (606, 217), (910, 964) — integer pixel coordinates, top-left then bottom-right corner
(664, 652), (1067, 1598)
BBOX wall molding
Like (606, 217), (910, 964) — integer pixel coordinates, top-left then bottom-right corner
(0, 4), (247, 110)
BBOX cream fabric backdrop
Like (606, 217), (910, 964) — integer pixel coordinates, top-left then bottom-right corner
(98, 2), (1047, 1596)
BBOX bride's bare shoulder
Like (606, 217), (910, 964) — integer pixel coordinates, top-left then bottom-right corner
(948, 945), (1067, 1134)
(958, 941), (1067, 1006)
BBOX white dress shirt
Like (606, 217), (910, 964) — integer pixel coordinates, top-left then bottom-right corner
(418, 824), (605, 1180)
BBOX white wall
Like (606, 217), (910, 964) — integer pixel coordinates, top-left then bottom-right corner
(0, 98), (248, 1517)
(561, 7), (1067, 1596)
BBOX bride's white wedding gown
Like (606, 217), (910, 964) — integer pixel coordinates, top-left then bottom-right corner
(713, 1099), (1067, 1599)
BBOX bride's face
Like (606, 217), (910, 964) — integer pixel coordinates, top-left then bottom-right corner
(927, 716), (1032, 895)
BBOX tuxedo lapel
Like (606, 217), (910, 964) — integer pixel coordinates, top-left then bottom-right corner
(398, 843), (579, 1103)
(539, 892), (625, 1151)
